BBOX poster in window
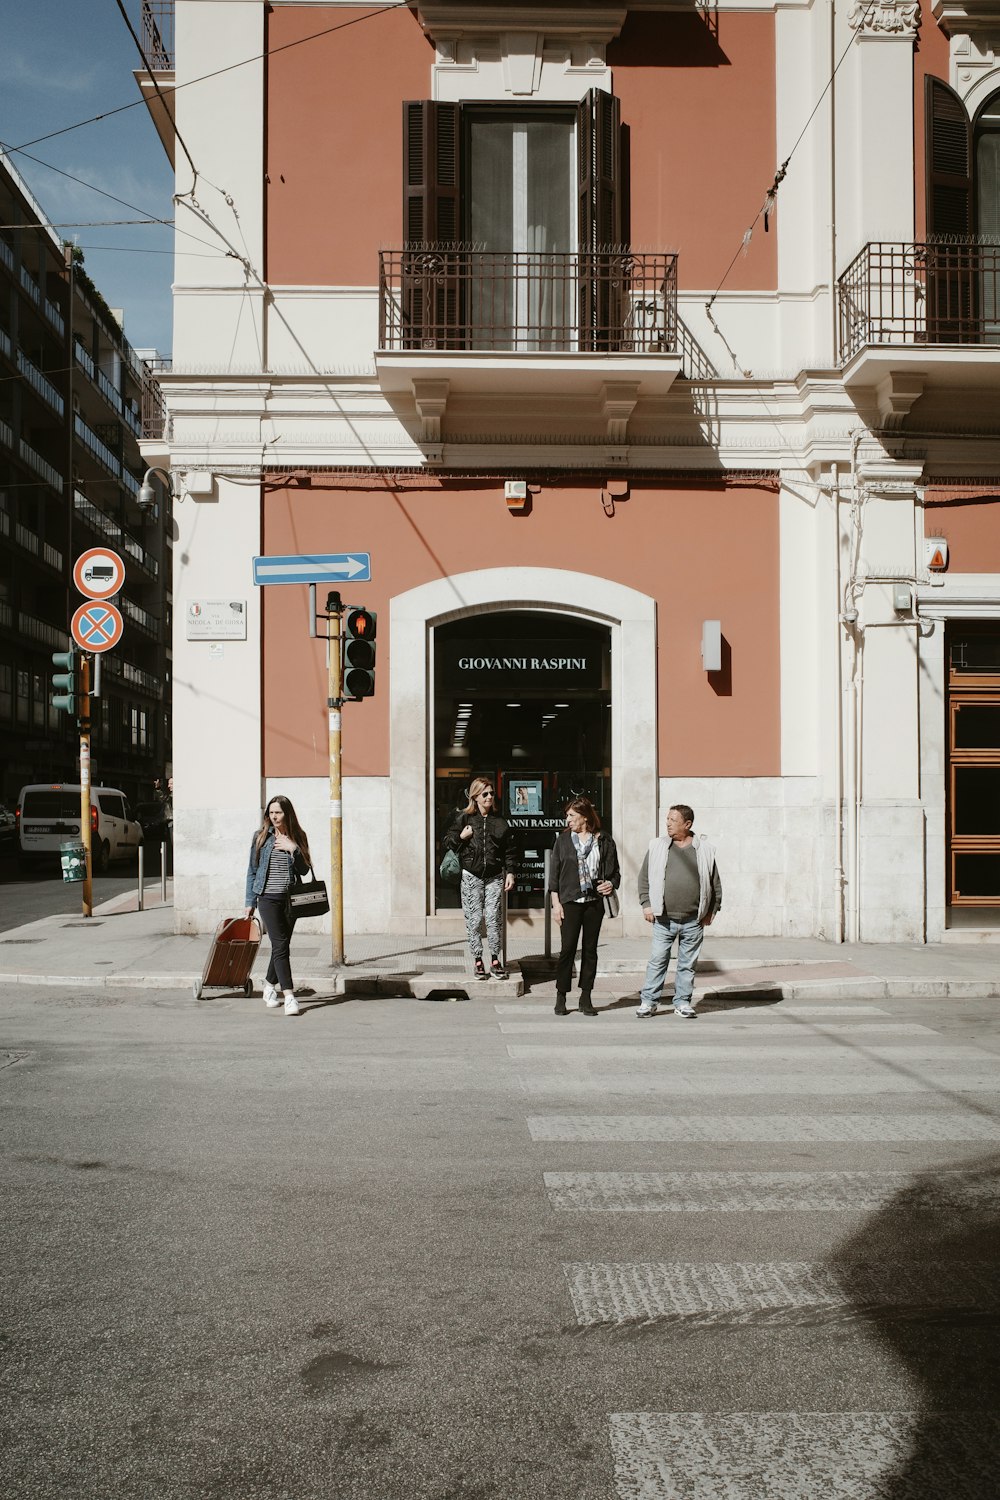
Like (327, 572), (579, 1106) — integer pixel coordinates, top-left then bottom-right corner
(509, 779), (542, 815)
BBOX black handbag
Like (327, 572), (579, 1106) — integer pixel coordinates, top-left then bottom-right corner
(286, 869), (330, 919)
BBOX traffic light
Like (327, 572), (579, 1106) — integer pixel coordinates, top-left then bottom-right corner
(51, 649), (77, 715)
(342, 607), (377, 699)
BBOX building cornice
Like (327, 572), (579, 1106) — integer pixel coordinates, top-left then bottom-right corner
(933, 0), (1000, 33)
(417, 5), (627, 43)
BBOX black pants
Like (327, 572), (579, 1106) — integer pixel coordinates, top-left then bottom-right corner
(555, 899), (604, 996)
(257, 893), (297, 991)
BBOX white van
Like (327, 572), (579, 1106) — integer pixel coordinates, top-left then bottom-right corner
(16, 784), (143, 873)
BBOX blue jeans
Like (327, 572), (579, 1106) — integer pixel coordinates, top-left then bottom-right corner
(639, 916), (704, 1007)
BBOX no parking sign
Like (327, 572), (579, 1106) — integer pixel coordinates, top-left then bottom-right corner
(71, 601), (124, 653)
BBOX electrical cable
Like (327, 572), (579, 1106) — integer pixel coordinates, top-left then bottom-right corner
(0, 144), (230, 257)
(6, 3), (409, 155)
(113, 0), (198, 187)
(706, 0), (879, 317)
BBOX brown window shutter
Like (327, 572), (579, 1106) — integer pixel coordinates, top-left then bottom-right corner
(577, 88), (622, 350)
(926, 76), (972, 236)
(578, 88), (621, 251)
(402, 100), (461, 247)
(401, 101), (463, 348)
(925, 78), (975, 340)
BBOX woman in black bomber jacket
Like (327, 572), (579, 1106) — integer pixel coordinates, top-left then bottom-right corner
(443, 777), (515, 981)
(549, 797), (621, 1016)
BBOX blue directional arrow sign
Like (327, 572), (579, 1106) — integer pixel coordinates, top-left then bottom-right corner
(252, 553), (371, 586)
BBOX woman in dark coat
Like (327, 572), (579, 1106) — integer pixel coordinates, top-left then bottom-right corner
(443, 777), (514, 980)
(549, 797), (621, 1016)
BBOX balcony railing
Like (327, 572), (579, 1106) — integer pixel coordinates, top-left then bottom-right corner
(838, 240), (1000, 363)
(75, 412), (121, 478)
(379, 248), (678, 354)
(17, 349), (64, 418)
(19, 265), (40, 308)
(20, 438), (64, 492)
(141, 1), (174, 69)
(142, 359), (169, 440)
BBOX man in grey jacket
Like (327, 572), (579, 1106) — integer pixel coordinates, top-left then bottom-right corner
(636, 804), (722, 1018)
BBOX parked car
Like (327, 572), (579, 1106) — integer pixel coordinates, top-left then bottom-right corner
(17, 784), (142, 873)
(133, 801), (171, 843)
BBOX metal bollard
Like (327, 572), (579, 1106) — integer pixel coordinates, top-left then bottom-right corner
(543, 848), (552, 960)
(501, 883), (508, 968)
(137, 843), (144, 911)
(160, 840), (167, 902)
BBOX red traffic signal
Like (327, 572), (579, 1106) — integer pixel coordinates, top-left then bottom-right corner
(342, 607), (377, 699)
(345, 607), (376, 640)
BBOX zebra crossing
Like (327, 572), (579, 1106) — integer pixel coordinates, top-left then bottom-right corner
(502, 994), (1000, 1498)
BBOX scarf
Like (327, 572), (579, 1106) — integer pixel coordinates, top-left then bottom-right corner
(571, 831), (596, 895)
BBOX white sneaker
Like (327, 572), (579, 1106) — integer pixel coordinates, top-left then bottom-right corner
(636, 1001), (658, 1018)
(283, 993), (301, 1016)
(263, 982), (281, 1009)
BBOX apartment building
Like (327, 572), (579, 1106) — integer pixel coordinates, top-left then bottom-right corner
(140, 0), (1000, 941)
(0, 150), (171, 816)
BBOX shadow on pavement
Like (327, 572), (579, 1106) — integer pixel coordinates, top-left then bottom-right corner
(829, 1151), (1000, 1497)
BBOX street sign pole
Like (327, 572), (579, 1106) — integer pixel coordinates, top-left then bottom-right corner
(79, 653), (93, 918)
(326, 592), (345, 966)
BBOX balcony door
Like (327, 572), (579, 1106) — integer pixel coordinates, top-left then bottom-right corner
(401, 92), (621, 351)
(975, 91), (1000, 343)
(466, 110), (575, 351)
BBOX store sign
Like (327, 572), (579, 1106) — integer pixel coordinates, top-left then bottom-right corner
(440, 640), (602, 689)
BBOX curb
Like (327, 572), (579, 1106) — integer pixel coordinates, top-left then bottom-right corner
(2, 971), (996, 1000)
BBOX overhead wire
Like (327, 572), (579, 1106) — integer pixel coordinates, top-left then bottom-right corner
(6, 3), (409, 156)
(113, 0), (198, 187)
(705, 0), (879, 319)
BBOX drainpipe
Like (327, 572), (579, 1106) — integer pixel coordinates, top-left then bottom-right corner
(832, 462), (845, 943)
(845, 428), (867, 944)
(829, 0), (839, 364)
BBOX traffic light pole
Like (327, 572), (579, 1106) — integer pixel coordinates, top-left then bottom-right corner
(79, 653), (93, 918)
(326, 593), (345, 965)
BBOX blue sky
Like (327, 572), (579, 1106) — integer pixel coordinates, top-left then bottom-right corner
(0, 2), (176, 356)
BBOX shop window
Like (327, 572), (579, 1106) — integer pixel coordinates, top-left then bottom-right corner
(433, 610), (612, 914)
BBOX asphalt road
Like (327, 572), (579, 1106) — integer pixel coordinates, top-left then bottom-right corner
(0, 846), (169, 934)
(0, 985), (998, 1499)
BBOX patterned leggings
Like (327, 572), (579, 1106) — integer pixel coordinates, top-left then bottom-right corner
(460, 869), (504, 961)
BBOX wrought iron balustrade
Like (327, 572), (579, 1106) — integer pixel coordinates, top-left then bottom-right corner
(838, 240), (1000, 363)
(379, 248), (678, 354)
(141, 1), (174, 70)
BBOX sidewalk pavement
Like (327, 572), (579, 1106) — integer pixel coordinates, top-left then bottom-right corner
(0, 882), (997, 1002)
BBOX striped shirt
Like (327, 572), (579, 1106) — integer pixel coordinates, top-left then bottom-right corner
(263, 846), (294, 894)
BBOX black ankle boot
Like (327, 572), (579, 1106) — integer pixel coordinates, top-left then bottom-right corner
(579, 993), (598, 1016)
(554, 992), (568, 1015)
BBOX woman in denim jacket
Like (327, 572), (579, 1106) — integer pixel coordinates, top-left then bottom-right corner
(244, 794), (311, 1015)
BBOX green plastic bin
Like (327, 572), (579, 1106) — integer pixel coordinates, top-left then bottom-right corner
(60, 840), (87, 883)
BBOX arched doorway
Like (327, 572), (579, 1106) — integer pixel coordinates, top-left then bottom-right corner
(433, 610), (612, 913)
(388, 568), (657, 936)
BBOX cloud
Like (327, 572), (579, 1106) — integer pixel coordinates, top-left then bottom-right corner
(0, 50), (104, 96)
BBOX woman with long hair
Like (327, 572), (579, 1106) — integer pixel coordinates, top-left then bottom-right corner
(549, 797), (621, 1016)
(244, 794), (311, 1015)
(442, 776), (514, 981)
